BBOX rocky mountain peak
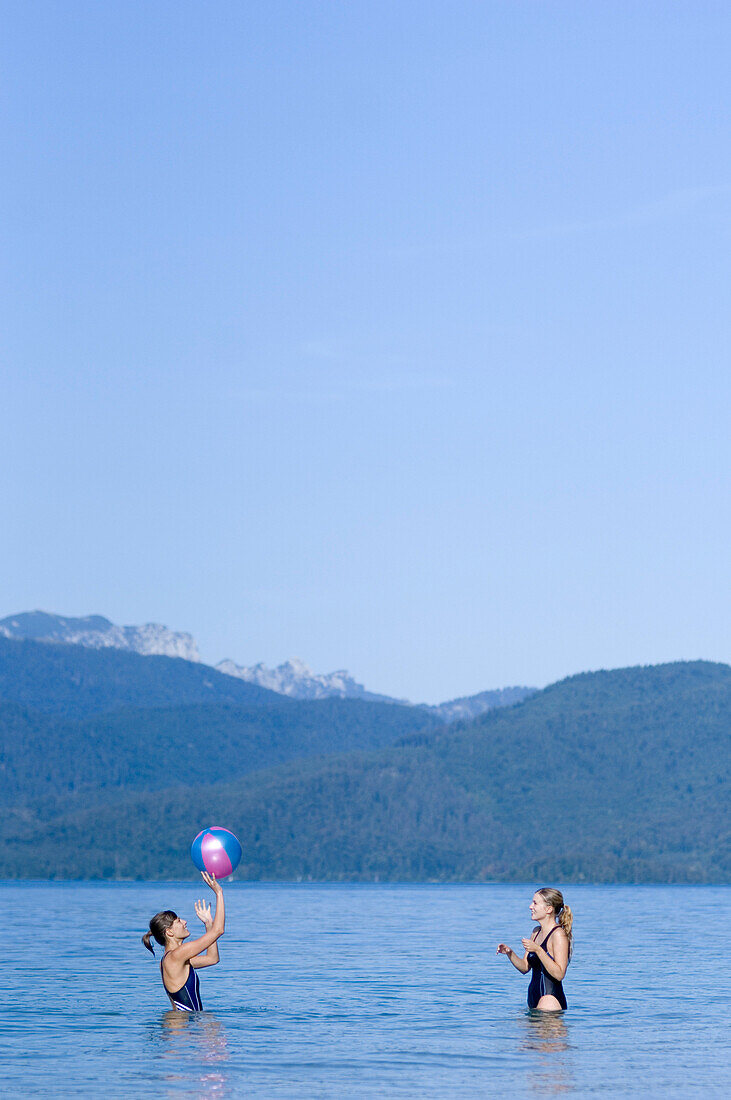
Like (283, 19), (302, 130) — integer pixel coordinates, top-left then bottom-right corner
(0, 611), (201, 663)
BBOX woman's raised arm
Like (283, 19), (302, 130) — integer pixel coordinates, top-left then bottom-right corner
(168, 872), (225, 965)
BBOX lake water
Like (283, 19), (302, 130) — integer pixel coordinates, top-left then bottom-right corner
(1, 882), (728, 1097)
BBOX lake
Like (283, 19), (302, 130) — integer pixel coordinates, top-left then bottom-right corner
(1, 882), (728, 1096)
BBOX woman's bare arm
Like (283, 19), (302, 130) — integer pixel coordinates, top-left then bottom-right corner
(189, 895), (221, 968)
(496, 941), (532, 974)
(167, 873), (225, 967)
(520, 928), (568, 981)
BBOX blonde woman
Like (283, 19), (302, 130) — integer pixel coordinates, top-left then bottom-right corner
(497, 887), (573, 1010)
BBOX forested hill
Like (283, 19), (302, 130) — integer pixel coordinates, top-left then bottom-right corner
(0, 638), (445, 812)
(0, 635), (282, 713)
(0, 696), (440, 809)
(2, 659), (728, 882)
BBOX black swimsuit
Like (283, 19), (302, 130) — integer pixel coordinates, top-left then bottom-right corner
(527, 926), (567, 1009)
(161, 960), (202, 1011)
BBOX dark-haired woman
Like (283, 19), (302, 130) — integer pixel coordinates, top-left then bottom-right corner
(142, 871), (224, 1010)
(496, 887), (573, 1011)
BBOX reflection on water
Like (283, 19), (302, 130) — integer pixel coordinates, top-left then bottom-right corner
(519, 1010), (574, 1094)
(155, 1011), (230, 1097)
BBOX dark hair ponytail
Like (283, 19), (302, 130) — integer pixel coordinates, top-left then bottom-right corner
(142, 910), (178, 955)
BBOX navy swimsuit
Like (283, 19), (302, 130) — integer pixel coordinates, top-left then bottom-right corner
(161, 960), (202, 1011)
(527, 926), (567, 1009)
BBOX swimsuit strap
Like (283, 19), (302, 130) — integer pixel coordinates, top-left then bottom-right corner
(540, 926), (558, 950)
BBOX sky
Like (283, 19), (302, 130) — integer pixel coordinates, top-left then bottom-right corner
(2, 1), (730, 703)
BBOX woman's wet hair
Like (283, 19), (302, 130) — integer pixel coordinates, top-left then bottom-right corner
(142, 910), (178, 955)
(537, 887), (573, 957)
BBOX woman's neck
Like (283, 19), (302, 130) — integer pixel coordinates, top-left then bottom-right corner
(538, 916), (556, 935)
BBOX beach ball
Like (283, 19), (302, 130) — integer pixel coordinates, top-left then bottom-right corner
(190, 825), (242, 878)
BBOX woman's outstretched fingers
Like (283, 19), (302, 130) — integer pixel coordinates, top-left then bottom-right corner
(200, 871), (223, 894)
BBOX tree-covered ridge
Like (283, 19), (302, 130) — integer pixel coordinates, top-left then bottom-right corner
(1, 696), (440, 810)
(0, 635), (281, 714)
(2, 660), (728, 882)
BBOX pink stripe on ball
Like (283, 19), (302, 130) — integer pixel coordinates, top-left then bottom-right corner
(200, 831), (234, 877)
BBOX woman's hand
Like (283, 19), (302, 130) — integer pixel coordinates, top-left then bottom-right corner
(521, 937), (539, 954)
(194, 898), (213, 926)
(201, 871), (223, 895)
(497, 940), (531, 973)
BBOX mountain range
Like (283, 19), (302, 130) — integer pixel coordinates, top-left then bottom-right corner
(0, 631), (728, 883)
(0, 611), (201, 662)
(0, 611), (535, 718)
(216, 656), (403, 704)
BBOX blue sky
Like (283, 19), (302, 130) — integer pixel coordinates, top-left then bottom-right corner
(2, 1), (730, 702)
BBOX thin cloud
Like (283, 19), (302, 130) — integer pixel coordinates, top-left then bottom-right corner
(521, 184), (730, 240)
(379, 185), (730, 257)
(238, 373), (455, 403)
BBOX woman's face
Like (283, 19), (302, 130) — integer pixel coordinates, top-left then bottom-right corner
(168, 916), (189, 941)
(529, 893), (553, 922)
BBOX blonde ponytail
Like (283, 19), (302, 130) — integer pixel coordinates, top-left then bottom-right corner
(559, 904), (573, 959)
(538, 887), (573, 960)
